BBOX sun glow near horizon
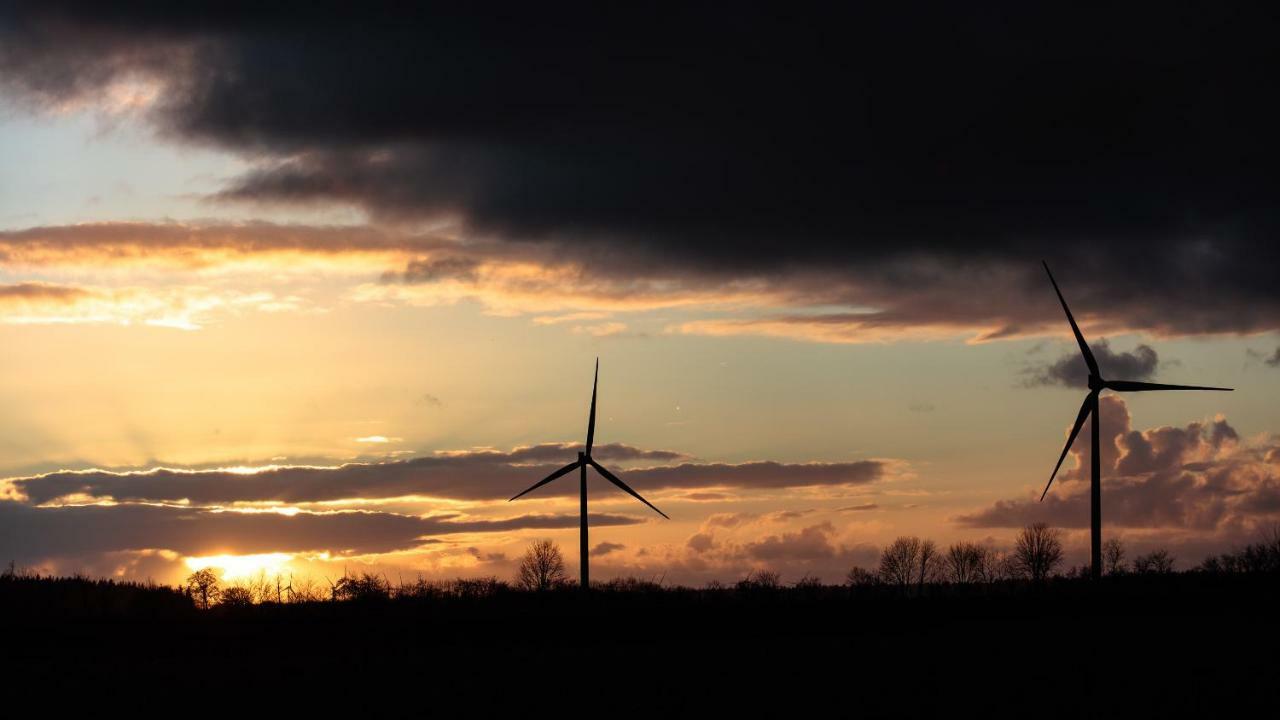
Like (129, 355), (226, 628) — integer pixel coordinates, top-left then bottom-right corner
(184, 552), (294, 581)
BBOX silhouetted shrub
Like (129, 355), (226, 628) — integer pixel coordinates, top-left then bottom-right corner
(599, 576), (663, 593)
(395, 576), (448, 600)
(845, 566), (880, 587)
(1199, 526), (1280, 574)
(450, 576), (509, 599)
(1132, 549), (1175, 574)
(789, 574), (822, 593)
(1065, 564), (1093, 579)
(1238, 526), (1280, 573)
(0, 572), (193, 618)
(334, 572), (391, 602)
(736, 569), (781, 592)
(220, 586), (254, 607)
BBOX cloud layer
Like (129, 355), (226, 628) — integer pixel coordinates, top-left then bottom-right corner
(8, 443), (886, 505)
(0, 439), (892, 580)
(957, 397), (1280, 536)
(4, 6), (1280, 340)
(0, 501), (641, 560)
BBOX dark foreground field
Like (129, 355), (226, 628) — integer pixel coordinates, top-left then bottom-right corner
(4, 575), (1279, 717)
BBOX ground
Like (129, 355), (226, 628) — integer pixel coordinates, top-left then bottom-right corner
(3, 575), (1278, 716)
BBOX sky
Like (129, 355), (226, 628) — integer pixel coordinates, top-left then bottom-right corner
(2, 3), (1279, 586)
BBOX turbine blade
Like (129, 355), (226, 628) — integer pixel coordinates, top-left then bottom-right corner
(1105, 380), (1233, 393)
(1040, 393), (1094, 502)
(509, 460), (581, 501)
(589, 459), (669, 519)
(1043, 261), (1099, 378)
(586, 358), (599, 455)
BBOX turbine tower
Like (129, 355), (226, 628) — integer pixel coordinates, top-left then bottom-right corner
(510, 359), (668, 589)
(1039, 262), (1231, 579)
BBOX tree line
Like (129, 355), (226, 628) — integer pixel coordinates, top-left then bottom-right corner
(167, 524), (1280, 607)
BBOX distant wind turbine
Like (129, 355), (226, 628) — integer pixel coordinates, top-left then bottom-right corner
(510, 359), (668, 590)
(1039, 262), (1232, 580)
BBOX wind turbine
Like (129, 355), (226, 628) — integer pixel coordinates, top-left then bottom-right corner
(510, 359), (668, 590)
(1038, 262), (1232, 579)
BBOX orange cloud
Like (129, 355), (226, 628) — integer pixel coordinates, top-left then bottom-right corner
(6, 222), (1263, 343)
(956, 397), (1277, 536)
(0, 222), (453, 271)
(0, 281), (306, 329)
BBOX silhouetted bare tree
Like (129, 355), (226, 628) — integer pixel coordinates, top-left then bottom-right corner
(945, 542), (987, 584)
(186, 568), (220, 610)
(918, 539), (940, 589)
(1102, 537), (1127, 576)
(1132, 549), (1175, 574)
(878, 537), (919, 590)
(289, 576), (323, 602)
(1013, 523), (1064, 582)
(241, 570), (274, 604)
(977, 549), (1014, 583)
(516, 539), (568, 591)
(878, 536), (939, 592)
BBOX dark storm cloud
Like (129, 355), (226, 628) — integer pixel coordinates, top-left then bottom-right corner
(0, 501), (642, 562)
(9, 445), (886, 505)
(4, 4), (1280, 335)
(1024, 340), (1160, 388)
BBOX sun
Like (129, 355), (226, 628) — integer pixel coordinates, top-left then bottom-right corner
(184, 553), (293, 581)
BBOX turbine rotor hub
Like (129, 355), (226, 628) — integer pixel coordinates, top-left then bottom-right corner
(1088, 374), (1105, 392)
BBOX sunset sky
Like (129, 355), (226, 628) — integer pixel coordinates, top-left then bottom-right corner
(2, 4), (1279, 586)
